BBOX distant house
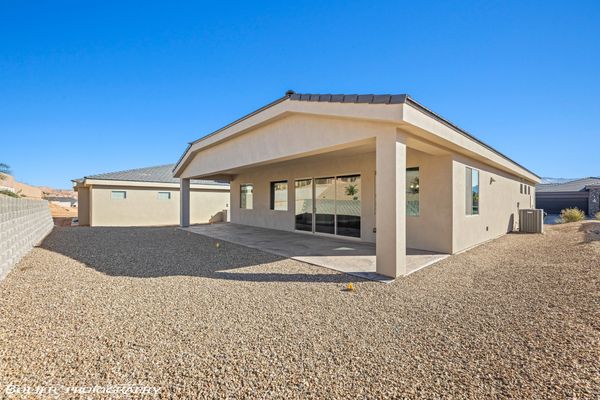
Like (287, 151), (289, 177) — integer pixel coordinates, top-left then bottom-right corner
(45, 196), (78, 208)
(73, 164), (230, 227)
(536, 177), (600, 216)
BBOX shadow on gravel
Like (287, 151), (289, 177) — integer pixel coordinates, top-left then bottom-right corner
(39, 227), (354, 283)
(579, 221), (600, 243)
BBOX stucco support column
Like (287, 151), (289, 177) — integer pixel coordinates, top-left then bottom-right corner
(375, 131), (407, 278)
(180, 178), (190, 227)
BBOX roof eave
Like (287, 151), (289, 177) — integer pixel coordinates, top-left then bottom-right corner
(173, 94), (291, 175)
(403, 96), (540, 181)
(173, 91), (540, 182)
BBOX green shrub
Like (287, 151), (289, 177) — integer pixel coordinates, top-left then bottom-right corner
(595, 211), (600, 221)
(559, 207), (585, 223)
(0, 189), (21, 198)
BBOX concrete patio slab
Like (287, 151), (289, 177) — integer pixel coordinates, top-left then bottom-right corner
(182, 223), (449, 282)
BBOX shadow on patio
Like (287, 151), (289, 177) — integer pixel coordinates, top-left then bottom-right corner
(183, 223), (449, 282)
(39, 226), (358, 284)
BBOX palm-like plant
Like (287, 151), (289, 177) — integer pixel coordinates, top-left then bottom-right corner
(0, 163), (10, 180)
(344, 184), (359, 200)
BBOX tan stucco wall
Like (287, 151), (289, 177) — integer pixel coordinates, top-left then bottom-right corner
(405, 150), (454, 253)
(228, 146), (535, 255)
(77, 187), (90, 226)
(451, 155), (535, 253)
(181, 113), (393, 180)
(230, 151), (377, 242)
(230, 148), (456, 253)
(87, 185), (229, 227)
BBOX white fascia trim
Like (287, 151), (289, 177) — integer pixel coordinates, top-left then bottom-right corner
(173, 99), (405, 176)
(82, 179), (230, 190)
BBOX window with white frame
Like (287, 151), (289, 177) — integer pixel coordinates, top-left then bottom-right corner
(466, 167), (479, 215)
(240, 184), (253, 209)
(111, 190), (126, 200)
(157, 191), (171, 200)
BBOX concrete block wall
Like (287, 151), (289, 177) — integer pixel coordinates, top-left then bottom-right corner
(0, 196), (54, 280)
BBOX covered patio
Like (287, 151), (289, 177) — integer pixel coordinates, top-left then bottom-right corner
(174, 92), (539, 278)
(182, 223), (448, 282)
(174, 93), (461, 278)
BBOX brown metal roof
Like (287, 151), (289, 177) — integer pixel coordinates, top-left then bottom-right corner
(289, 93), (408, 104)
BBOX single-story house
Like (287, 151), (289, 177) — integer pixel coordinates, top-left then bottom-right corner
(73, 164), (230, 227)
(536, 177), (600, 216)
(173, 91), (540, 278)
(45, 196), (78, 208)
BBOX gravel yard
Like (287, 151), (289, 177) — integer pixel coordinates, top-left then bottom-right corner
(1, 222), (599, 398)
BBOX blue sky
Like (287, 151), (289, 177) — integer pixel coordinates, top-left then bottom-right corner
(1, 1), (599, 188)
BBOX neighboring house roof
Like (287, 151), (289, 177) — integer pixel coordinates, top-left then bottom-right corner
(297, 199), (361, 217)
(80, 164), (229, 186)
(45, 196), (77, 203)
(536, 177), (600, 193)
(174, 91), (539, 181)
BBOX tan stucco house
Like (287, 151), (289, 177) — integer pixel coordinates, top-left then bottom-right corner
(174, 92), (540, 278)
(73, 164), (229, 227)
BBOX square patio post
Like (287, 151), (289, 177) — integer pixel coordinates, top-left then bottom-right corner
(180, 178), (190, 227)
(375, 131), (407, 277)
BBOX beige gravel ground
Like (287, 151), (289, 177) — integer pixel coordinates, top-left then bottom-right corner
(1, 221), (599, 399)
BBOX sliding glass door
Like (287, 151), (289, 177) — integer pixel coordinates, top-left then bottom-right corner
(335, 175), (361, 238)
(294, 179), (313, 231)
(315, 177), (335, 234)
(294, 175), (361, 238)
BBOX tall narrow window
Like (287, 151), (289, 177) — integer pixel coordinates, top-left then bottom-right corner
(270, 181), (288, 211)
(406, 167), (420, 216)
(294, 179), (313, 232)
(240, 184), (253, 209)
(466, 167), (479, 215)
(336, 175), (361, 238)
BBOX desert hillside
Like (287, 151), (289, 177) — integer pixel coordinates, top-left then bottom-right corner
(1, 174), (78, 220)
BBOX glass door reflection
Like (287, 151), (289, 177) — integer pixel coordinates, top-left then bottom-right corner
(314, 177), (335, 234)
(294, 179), (313, 231)
(335, 175), (361, 237)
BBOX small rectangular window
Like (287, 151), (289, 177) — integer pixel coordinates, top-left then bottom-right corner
(270, 181), (288, 211)
(157, 191), (171, 200)
(466, 168), (479, 215)
(406, 167), (420, 216)
(240, 184), (253, 209)
(520, 184), (523, 194)
(111, 190), (126, 200)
